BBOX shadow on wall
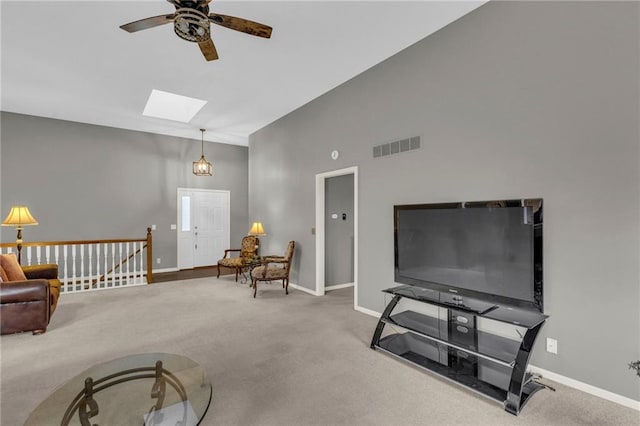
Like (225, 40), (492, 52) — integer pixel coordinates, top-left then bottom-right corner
(290, 242), (301, 286)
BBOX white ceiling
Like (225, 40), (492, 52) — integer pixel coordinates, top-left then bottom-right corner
(1, 1), (486, 146)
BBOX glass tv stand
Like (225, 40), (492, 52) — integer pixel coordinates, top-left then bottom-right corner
(370, 285), (548, 415)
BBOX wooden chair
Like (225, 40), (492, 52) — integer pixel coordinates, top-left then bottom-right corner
(217, 235), (258, 282)
(251, 241), (295, 298)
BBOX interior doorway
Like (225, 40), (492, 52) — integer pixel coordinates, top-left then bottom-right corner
(177, 188), (229, 270)
(325, 174), (354, 289)
(315, 166), (358, 308)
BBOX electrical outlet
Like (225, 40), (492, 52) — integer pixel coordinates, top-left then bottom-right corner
(546, 337), (558, 354)
(151, 224), (157, 231)
(156, 258), (161, 265)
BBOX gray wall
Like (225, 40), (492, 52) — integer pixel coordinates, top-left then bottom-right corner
(325, 174), (354, 286)
(249, 2), (640, 402)
(1, 112), (249, 269)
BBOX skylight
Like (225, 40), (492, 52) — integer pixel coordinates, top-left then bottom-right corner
(142, 89), (207, 123)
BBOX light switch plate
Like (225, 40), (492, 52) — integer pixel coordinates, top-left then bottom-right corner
(170, 224), (177, 230)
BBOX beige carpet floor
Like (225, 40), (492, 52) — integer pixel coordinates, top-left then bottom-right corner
(1, 277), (638, 425)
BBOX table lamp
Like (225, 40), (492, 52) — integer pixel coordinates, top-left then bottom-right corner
(2, 206), (39, 264)
(248, 222), (266, 253)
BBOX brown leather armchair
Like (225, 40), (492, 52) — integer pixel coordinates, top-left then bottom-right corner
(0, 264), (61, 335)
(23, 264), (61, 314)
(1, 280), (50, 335)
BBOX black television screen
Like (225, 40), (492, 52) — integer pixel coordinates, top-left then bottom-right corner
(394, 199), (543, 312)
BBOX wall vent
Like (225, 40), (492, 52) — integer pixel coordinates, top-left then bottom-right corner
(373, 136), (421, 159)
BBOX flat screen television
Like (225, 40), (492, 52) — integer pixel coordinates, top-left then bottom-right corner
(394, 199), (543, 312)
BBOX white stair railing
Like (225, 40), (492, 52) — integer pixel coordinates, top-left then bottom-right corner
(0, 228), (153, 293)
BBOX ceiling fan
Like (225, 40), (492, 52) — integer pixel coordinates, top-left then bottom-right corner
(120, 0), (272, 61)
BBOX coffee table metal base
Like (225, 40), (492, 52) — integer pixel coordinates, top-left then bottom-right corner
(25, 353), (212, 426)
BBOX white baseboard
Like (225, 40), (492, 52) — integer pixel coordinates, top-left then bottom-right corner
(152, 267), (179, 274)
(288, 282), (321, 296)
(325, 283), (354, 291)
(528, 365), (640, 411)
(289, 282), (355, 294)
(355, 305), (381, 318)
(352, 306), (639, 411)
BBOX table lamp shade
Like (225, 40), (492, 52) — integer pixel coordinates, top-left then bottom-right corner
(248, 222), (266, 236)
(2, 206), (38, 227)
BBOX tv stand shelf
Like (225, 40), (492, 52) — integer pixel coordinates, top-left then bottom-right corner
(371, 285), (548, 415)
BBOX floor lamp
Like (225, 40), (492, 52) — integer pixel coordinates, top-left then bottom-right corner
(1, 206), (39, 264)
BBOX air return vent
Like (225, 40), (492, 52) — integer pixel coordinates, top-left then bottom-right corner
(373, 136), (421, 158)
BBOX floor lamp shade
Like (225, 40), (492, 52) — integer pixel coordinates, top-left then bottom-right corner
(2, 206), (39, 227)
(2, 206), (39, 264)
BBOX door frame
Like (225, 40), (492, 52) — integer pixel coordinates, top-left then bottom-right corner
(177, 188), (230, 270)
(315, 166), (358, 309)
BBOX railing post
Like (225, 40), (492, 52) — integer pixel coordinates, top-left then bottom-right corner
(146, 227), (153, 284)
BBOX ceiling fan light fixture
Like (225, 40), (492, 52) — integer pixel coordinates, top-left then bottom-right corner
(120, 3), (272, 62)
(174, 8), (210, 43)
(193, 129), (213, 176)
(177, 20), (188, 33)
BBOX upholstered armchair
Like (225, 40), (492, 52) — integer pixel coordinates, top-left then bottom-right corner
(251, 241), (295, 298)
(217, 235), (259, 282)
(0, 253), (61, 335)
(23, 264), (61, 314)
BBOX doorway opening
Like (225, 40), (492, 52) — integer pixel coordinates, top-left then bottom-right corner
(315, 166), (358, 309)
(177, 188), (230, 270)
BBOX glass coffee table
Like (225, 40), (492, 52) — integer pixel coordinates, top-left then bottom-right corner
(25, 353), (212, 426)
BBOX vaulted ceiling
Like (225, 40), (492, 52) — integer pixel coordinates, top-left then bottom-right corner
(1, 1), (486, 145)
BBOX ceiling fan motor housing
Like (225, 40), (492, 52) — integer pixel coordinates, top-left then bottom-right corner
(174, 8), (210, 43)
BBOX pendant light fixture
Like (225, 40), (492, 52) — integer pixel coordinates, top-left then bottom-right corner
(193, 128), (213, 176)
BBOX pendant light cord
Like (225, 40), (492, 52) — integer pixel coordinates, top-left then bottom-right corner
(201, 129), (205, 156)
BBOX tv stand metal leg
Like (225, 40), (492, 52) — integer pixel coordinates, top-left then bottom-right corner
(370, 295), (401, 349)
(505, 321), (545, 415)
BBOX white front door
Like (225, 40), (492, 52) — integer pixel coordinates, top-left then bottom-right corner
(178, 189), (229, 269)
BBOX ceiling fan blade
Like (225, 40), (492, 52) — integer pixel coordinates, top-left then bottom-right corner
(198, 38), (219, 61)
(120, 14), (175, 33)
(209, 14), (272, 39)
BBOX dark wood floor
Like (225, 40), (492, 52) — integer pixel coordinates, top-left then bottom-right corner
(153, 266), (226, 283)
